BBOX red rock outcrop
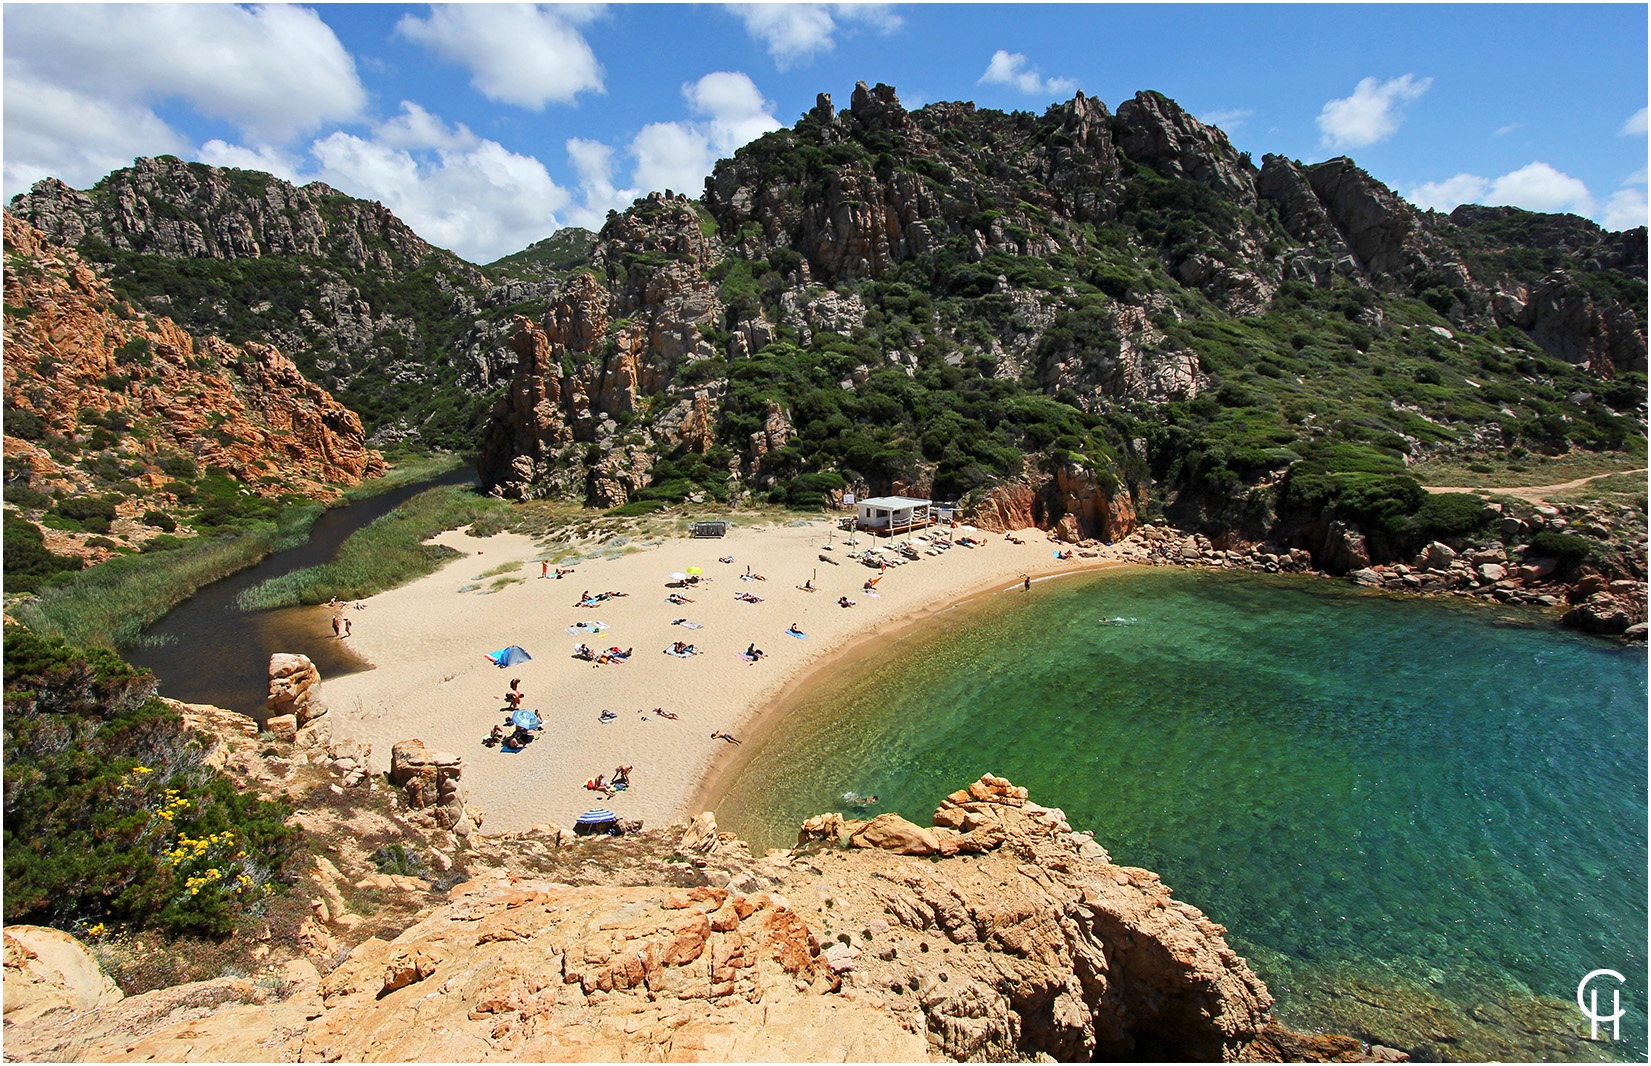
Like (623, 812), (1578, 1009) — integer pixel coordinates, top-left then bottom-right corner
(967, 461), (1141, 542)
(2, 212), (383, 555)
(476, 195), (725, 503)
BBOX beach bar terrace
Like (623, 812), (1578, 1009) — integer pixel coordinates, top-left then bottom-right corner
(856, 495), (934, 535)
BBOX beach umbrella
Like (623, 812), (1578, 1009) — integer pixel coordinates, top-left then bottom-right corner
(686, 566), (703, 575)
(511, 709), (542, 730)
(574, 809), (620, 836)
(668, 571), (689, 581)
(486, 645), (532, 667)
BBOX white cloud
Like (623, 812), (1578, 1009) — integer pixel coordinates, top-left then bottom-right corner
(1406, 161), (1595, 218)
(685, 71), (782, 155)
(1407, 173), (1488, 213)
(1488, 162), (1594, 214)
(625, 71), (781, 198)
(562, 137), (634, 229)
(2, 75), (187, 197)
(200, 103), (573, 264)
(978, 50), (1078, 96)
(729, 4), (902, 70)
(396, 4), (603, 109)
(373, 101), (481, 153)
(1602, 188), (1648, 231)
(1199, 108), (1254, 131)
(629, 122), (714, 200)
(4, 4), (364, 144)
(1621, 107), (1648, 136)
(1317, 74), (1431, 149)
(196, 141), (303, 183)
(557, 71), (781, 229)
(1493, 122), (1521, 137)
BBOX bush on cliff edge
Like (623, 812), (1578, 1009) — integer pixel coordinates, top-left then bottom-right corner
(2, 627), (298, 938)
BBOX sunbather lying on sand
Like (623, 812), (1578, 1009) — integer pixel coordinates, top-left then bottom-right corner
(653, 707), (679, 719)
(711, 731), (742, 745)
(838, 596), (856, 608)
(797, 579), (815, 592)
(666, 593), (694, 604)
(736, 592), (764, 603)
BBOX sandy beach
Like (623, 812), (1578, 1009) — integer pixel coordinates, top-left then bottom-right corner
(327, 517), (1128, 834)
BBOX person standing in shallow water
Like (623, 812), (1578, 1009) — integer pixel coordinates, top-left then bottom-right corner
(1023, 575), (1031, 593)
(332, 615), (342, 638)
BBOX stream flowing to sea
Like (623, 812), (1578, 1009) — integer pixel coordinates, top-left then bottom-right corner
(716, 567), (1648, 1060)
(127, 467), (477, 722)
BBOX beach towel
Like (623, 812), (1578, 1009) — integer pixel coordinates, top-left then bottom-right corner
(566, 621), (609, 635)
(664, 648), (695, 658)
(498, 745), (524, 754)
(738, 653), (757, 662)
(864, 591), (881, 598)
(785, 630), (807, 640)
(674, 620), (704, 629)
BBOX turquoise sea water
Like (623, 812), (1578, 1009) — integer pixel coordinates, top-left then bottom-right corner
(715, 568), (1648, 1060)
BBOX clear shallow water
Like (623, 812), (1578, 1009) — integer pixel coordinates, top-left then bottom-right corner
(716, 568), (1648, 1060)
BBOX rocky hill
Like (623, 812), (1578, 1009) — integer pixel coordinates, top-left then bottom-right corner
(2, 213), (382, 587)
(9, 158), (508, 449)
(8, 86), (1646, 571)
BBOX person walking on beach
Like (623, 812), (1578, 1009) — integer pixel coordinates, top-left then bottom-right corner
(343, 617), (352, 638)
(332, 615), (342, 638)
(541, 561), (549, 578)
(1023, 575), (1031, 593)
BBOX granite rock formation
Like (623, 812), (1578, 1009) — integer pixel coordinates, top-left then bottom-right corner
(1, 775), (1293, 1063)
(390, 738), (483, 838)
(476, 194), (725, 503)
(2, 212), (383, 562)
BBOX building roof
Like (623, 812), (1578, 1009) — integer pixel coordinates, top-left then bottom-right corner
(858, 495), (931, 508)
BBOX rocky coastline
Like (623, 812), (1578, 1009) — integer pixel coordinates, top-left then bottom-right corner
(3, 673), (1405, 1064)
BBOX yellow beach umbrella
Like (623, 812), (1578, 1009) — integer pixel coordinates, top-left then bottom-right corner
(685, 566), (703, 575)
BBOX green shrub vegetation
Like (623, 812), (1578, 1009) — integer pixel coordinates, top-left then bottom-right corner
(1411, 493), (1490, 538)
(3, 628), (298, 937)
(3, 513), (85, 592)
(1525, 530), (1594, 561)
(13, 502), (325, 649)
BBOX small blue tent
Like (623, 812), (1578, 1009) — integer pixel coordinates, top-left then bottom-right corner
(486, 645), (532, 667)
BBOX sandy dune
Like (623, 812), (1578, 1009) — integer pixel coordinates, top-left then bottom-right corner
(326, 517), (1124, 834)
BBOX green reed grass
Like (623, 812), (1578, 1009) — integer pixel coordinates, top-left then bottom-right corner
(14, 503), (326, 649)
(340, 453), (468, 503)
(235, 486), (509, 610)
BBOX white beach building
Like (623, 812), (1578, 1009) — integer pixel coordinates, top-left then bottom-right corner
(855, 495), (933, 534)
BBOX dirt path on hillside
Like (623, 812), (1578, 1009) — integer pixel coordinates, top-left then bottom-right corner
(1421, 469), (1646, 503)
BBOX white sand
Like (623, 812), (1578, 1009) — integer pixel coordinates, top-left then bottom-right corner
(326, 518), (1125, 834)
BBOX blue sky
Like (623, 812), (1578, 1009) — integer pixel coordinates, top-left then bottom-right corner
(5, 4), (1646, 263)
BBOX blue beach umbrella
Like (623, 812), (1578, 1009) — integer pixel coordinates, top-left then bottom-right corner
(486, 645), (532, 667)
(511, 709), (542, 730)
(574, 809), (620, 836)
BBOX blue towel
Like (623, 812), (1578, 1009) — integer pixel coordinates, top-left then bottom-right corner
(785, 630), (807, 639)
